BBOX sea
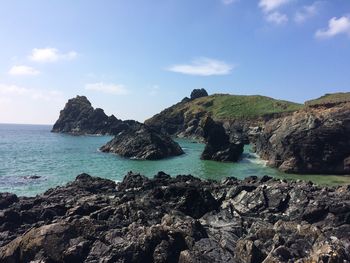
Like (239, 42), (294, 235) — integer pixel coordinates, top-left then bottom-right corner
(1, 123), (349, 196)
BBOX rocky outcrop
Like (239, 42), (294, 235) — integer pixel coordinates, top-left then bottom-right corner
(255, 102), (350, 174)
(201, 117), (244, 162)
(52, 96), (127, 135)
(1, 173), (349, 262)
(100, 124), (184, 160)
(190, 88), (208, 100)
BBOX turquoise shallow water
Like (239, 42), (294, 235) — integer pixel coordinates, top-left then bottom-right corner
(0, 124), (349, 196)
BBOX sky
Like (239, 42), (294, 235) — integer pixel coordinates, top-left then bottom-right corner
(0, 0), (350, 124)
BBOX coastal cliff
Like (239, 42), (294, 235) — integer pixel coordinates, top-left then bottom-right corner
(255, 97), (350, 174)
(0, 173), (349, 262)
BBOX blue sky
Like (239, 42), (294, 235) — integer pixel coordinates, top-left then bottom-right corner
(0, 0), (349, 124)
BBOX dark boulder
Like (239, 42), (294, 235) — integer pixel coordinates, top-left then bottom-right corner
(100, 124), (184, 160)
(254, 102), (350, 174)
(190, 89), (208, 100)
(201, 117), (244, 162)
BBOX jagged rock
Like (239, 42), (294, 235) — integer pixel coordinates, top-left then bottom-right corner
(0, 173), (349, 262)
(52, 95), (126, 135)
(201, 117), (244, 162)
(254, 102), (350, 174)
(190, 89), (208, 100)
(100, 124), (184, 160)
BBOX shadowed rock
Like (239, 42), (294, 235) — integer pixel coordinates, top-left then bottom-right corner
(201, 117), (244, 162)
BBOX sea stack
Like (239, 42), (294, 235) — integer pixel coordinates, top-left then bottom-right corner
(51, 95), (124, 135)
(201, 116), (244, 162)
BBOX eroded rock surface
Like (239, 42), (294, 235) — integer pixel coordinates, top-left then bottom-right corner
(1, 173), (349, 262)
(255, 102), (350, 174)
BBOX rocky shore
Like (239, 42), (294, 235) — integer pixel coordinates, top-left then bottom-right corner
(1, 173), (349, 262)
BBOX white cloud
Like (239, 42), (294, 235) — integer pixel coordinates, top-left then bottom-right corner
(0, 83), (62, 101)
(315, 16), (350, 39)
(85, 82), (129, 95)
(167, 57), (234, 76)
(222, 0), (238, 5)
(266, 11), (288, 25)
(295, 1), (323, 24)
(8, 65), (40, 76)
(29, 48), (77, 62)
(259, 0), (291, 12)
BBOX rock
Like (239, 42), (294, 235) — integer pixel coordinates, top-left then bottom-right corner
(52, 95), (126, 135)
(1, 173), (350, 262)
(0, 193), (18, 210)
(254, 102), (350, 174)
(100, 124), (184, 160)
(201, 117), (244, 162)
(190, 89), (208, 100)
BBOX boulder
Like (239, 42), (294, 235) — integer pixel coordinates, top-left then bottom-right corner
(201, 117), (244, 162)
(190, 89), (208, 100)
(100, 124), (184, 160)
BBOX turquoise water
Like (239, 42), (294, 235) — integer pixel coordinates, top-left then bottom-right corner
(0, 124), (349, 196)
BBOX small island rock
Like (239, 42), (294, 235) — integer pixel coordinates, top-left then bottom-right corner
(100, 124), (184, 160)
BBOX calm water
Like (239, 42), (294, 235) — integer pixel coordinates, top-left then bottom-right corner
(0, 124), (349, 196)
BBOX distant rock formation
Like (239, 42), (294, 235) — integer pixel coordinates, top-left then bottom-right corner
(201, 117), (243, 162)
(1, 173), (349, 262)
(52, 96), (125, 135)
(255, 101), (350, 174)
(190, 88), (208, 100)
(100, 123), (184, 160)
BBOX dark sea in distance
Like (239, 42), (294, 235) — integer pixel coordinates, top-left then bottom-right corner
(0, 123), (349, 196)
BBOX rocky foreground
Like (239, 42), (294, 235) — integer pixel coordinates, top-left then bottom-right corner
(1, 173), (349, 263)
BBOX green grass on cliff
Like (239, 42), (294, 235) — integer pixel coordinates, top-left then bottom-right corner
(305, 92), (350, 107)
(183, 94), (302, 120)
(147, 94), (302, 122)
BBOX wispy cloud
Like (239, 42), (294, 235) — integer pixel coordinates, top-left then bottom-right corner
(259, 0), (291, 13)
(0, 83), (62, 101)
(8, 65), (40, 76)
(258, 0), (291, 25)
(315, 16), (350, 39)
(167, 57), (234, 76)
(266, 11), (288, 25)
(222, 0), (238, 5)
(85, 82), (129, 95)
(29, 48), (77, 63)
(295, 1), (323, 24)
